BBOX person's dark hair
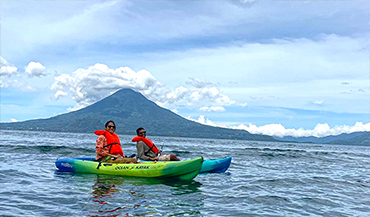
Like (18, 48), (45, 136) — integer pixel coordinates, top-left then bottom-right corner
(105, 120), (116, 128)
(136, 127), (145, 135)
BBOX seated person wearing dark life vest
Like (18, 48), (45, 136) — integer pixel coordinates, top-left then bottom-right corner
(133, 127), (180, 161)
(95, 120), (124, 161)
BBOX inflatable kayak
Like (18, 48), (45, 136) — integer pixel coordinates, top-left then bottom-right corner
(200, 156), (232, 173)
(55, 157), (203, 181)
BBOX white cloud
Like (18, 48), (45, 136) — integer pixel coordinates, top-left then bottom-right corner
(51, 64), (236, 111)
(165, 86), (189, 104)
(234, 122), (370, 138)
(185, 77), (211, 88)
(314, 100), (324, 105)
(66, 106), (79, 112)
(358, 88), (365, 93)
(51, 63), (163, 109)
(154, 101), (166, 108)
(183, 115), (370, 138)
(10, 118), (18, 122)
(186, 115), (227, 128)
(0, 66), (18, 77)
(54, 90), (67, 100)
(25, 62), (47, 77)
(0, 56), (18, 77)
(0, 78), (34, 91)
(189, 87), (235, 106)
(240, 0), (258, 3)
(200, 106), (226, 112)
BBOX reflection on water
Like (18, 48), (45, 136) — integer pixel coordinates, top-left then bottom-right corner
(91, 175), (123, 205)
(168, 180), (202, 196)
(84, 174), (204, 216)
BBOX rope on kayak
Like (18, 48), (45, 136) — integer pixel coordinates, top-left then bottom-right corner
(96, 156), (113, 169)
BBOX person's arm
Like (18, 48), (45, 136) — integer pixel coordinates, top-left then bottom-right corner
(96, 136), (108, 159)
(96, 136), (121, 159)
(136, 141), (155, 161)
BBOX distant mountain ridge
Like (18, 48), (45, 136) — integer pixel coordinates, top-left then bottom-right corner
(275, 131), (370, 146)
(328, 132), (370, 146)
(0, 88), (276, 141)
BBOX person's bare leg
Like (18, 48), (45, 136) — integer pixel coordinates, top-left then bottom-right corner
(170, 154), (180, 161)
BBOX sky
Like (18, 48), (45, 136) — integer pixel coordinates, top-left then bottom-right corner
(1, 0), (369, 138)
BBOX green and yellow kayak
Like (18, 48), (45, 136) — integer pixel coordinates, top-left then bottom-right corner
(55, 157), (203, 181)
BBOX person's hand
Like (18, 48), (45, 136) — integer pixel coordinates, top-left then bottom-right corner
(158, 150), (162, 154)
(112, 154), (123, 159)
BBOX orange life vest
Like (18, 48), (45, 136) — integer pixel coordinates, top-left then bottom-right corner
(95, 130), (124, 156)
(132, 137), (159, 154)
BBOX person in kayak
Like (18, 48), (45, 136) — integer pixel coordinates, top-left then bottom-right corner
(133, 127), (180, 161)
(95, 120), (124, 161)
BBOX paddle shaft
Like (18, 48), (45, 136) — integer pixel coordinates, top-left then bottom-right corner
(158, 144), (164, 157)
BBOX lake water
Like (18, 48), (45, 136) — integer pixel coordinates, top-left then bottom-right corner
(1, 130), (369, 216)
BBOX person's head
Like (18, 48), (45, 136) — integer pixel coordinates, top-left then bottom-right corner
(105, 120), (116, 133)
(136, 127), (146, 138)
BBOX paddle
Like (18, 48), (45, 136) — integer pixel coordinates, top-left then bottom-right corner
(158, 144), (164, 157)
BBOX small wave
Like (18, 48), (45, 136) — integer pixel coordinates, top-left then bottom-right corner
(248, 195), (292, 206)
(251, 177), (306, 186)
(3, 144), (94, 156)
(245, 147), (307, 153)
(298, 196), (341, 208)
(340, 152), (370, 158)
(261, 148), (307, 153)
(171, 150), (192, 154)
(1, 169), (40, 183)
(244, 147), (263, 151)
(252, 148), (343, 160)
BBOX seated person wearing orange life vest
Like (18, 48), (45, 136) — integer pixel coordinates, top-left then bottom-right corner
(95, 120), (124, 161)
(133, 127), (180, 161)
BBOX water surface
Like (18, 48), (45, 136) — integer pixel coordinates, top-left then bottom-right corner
(1, 130), (369, 216)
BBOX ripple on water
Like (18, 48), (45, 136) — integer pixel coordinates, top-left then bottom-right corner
(1, 130), (370, 216)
